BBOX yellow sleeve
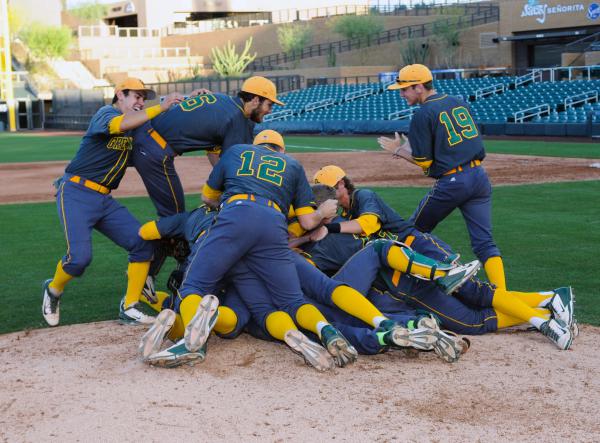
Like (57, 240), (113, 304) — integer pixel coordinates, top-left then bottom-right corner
(206, 145), (222, 155)
(202, 183), (222, 201)
(108, 115), (124, 135)
(355, 214), (381, 236)
(412, 157), (433, 171)
(139, 221), (161, 240)
(295, 206), (315, 216)
(288, 221), (306, 238)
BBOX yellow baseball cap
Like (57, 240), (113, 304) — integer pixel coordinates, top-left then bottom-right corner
(313, 165), (346, 187)
(253, 129), (285, 150)
(387, 64), (433, 90)
(113, 77), (156, 100)
(242, 76), (285, 106)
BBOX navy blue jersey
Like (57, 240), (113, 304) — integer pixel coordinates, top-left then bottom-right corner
(65, 105), (132, 189)
(150, 93), (254, 155)
(345, 189), (413, 239)
(408, 94), (485, 178)
(207, 144), (315, 213)
(155, 206), (217, 243)
(302, 229), (368, 274)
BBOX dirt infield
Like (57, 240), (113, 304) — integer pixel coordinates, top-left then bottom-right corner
(2, 151), (600, 204)
(2, 152), (600, 441)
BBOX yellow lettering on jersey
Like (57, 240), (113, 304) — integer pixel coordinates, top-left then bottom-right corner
(107, 137), (133, 151)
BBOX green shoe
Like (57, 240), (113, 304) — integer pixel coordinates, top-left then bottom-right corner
(436, 260), (480, 294)
(540, 318), (573, 350)
(320, 325), (358, 367)
(377, 319), (438, 351)
(145, 339), (206, 368)
(549, 287), (575, 328)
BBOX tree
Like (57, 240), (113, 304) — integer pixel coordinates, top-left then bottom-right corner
(68, 1), (108, 23)
(329, 13), (384, 64)
(20, 24), (72, 61)
(329, 14), (384, 45)
(277, 23), (312, 65)
(432, 17), (462, 68)
(400, 39), (430, 66)
(210, 38), (257, 78)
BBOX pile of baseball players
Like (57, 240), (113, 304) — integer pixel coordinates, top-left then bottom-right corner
(41, 65), (577, 372)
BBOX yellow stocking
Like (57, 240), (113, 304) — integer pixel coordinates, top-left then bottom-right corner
(492, 289), (547, 326)
(511, 291), (553, 308)
(180, 294), (236, 335)
(49, 260), (74, 294)
(124, 261), (150, 308)
(497, 308), (551, 329)
(331, 285), (384, 328)
(265, 311), (297, 341)
(295, 304), (328, 336)
(214, 306), (237, 335)
(484, 256), (506, 290)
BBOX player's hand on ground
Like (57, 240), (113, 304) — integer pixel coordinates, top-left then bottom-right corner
(318, 199), (338, 220)
(189, 88), (212, 96)
(160, 92), (185, 111)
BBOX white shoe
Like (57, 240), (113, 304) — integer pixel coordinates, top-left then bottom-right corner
(146, 339), (206, 368)
(284, 329), (335, 371)
(184, 295), (219, 352)
(119, 298), (155, 325)
(540, 318), (573, 350)
(42, 279), (60, 327)
(138, 309), (176, 361)
(436, 260), (481, 294)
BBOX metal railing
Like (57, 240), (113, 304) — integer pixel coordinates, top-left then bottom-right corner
(531, 65), (600, 82)
(304, 98), (336, 112)
(389, 107), (416, 120)
(474, 83), (505, 100)
(263, 109), (295, 122)
(564, 90), (599, 109)
(514, 70), (542, 88)
(513, 104), (550, 123)
(249, 4), (499, 70)
(344, 88), (375, 101)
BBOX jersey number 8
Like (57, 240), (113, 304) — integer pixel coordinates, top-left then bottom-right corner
(439, 106), (478, 146)
(237, 150), (286, 186)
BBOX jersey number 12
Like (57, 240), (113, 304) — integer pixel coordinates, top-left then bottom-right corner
(237, 150), (286, 186)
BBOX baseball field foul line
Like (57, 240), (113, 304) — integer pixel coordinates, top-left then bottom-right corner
(286, 144), (369, 152)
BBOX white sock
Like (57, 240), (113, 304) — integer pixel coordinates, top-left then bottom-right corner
(316, 321), (328, 337)
(530, 317), (546, 329)
(372, 316), (387, 328)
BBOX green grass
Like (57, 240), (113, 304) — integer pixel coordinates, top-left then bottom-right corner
(0, 132), (598, 163)
(1, 181), (598, 335)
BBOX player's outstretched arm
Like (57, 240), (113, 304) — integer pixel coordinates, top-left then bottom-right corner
(377, 132), (415, 164)
(118, 92), (184, 132)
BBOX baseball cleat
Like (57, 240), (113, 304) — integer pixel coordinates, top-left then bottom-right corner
(284, 329), (335, 372)
(436, 259), (481, 294)
(141, 275), (158, 304)
(442, 252), (460, 266)
(184, 294), (219, 352)
(42, 279), (61, 327)
(549, 287), (575, 328)
(145, 339), (206, 368)
(430, 330), (467, 363)
(378, 319), (438, 351)
(119, 298), (156, 325)
(319, 324), (358, 367)
(539, 318), (573, 350)
(138, 309), (176, 361)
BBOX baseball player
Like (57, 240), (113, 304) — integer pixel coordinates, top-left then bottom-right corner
(299, 184), (575, 350)
(42, 78), (184, 327)
(144, 130), (431, 368)
(136, 205), (463, 368)
(130, 76), (283, 300)
(378, 64), (506, 290)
